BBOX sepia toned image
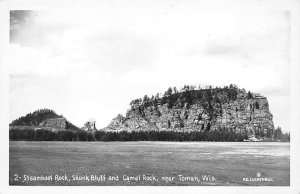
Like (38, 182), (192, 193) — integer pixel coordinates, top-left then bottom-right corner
(6, 1), (294, 188)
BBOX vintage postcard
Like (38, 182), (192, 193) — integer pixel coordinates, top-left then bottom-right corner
(1, 0), (300, 193)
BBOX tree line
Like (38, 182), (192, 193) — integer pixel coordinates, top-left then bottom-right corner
(9, 127), (290, 142)
(272, 126), (290, 142)
(130, 84), (250, 109)
(10, 129), (249, 142)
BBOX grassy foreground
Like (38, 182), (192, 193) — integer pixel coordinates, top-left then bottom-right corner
(9, 141), (290, 186)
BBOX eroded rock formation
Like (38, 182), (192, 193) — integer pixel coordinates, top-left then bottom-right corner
(82, 120), (97, 132)
(104, 86), (274, 137)
(39, 118), (66, 130)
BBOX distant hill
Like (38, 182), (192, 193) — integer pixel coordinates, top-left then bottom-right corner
(10, 109), (80, 132)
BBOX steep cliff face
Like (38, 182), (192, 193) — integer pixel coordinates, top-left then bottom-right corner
(105, 86), (274, 137)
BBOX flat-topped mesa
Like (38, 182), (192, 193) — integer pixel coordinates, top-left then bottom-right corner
(104, 85), (275, 138)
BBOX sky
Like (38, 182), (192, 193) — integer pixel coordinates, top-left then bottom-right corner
(8, 6), (291, 131)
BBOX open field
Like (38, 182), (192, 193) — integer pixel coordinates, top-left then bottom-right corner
(9, 141), (290, 186)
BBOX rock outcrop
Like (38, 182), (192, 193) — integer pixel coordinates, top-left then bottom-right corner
(81, 120), (97, 132)
(104, 85), (275, 138)
(39, 118), (67, 130)
(9, 109), (80, 132)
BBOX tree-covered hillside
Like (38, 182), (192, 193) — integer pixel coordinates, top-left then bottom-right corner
(10, 108), (80, 131)
(10, 109), (62, 126)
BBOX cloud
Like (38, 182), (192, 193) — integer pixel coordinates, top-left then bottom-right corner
(202, 11), (290, 70)
(8, 9), (291, 131)
(204, 44), (239, 56)
(84, 31), (156, 74)
(258, 86), (290, 97)
(10, 10), (69, 48)
(10, 10), (32, 31)
(203, 28), (290, 65)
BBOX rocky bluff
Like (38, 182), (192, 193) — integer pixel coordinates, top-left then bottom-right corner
(105, 85), (274, 137)
(9, 109), (80, 132)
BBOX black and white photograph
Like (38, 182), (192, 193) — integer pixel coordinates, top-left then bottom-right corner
(1, 0), (300, 193)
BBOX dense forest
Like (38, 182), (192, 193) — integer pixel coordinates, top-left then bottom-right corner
(9, 127), (290, 142)
(129, 84), (249, 110)
(9, 128), (248, 142)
